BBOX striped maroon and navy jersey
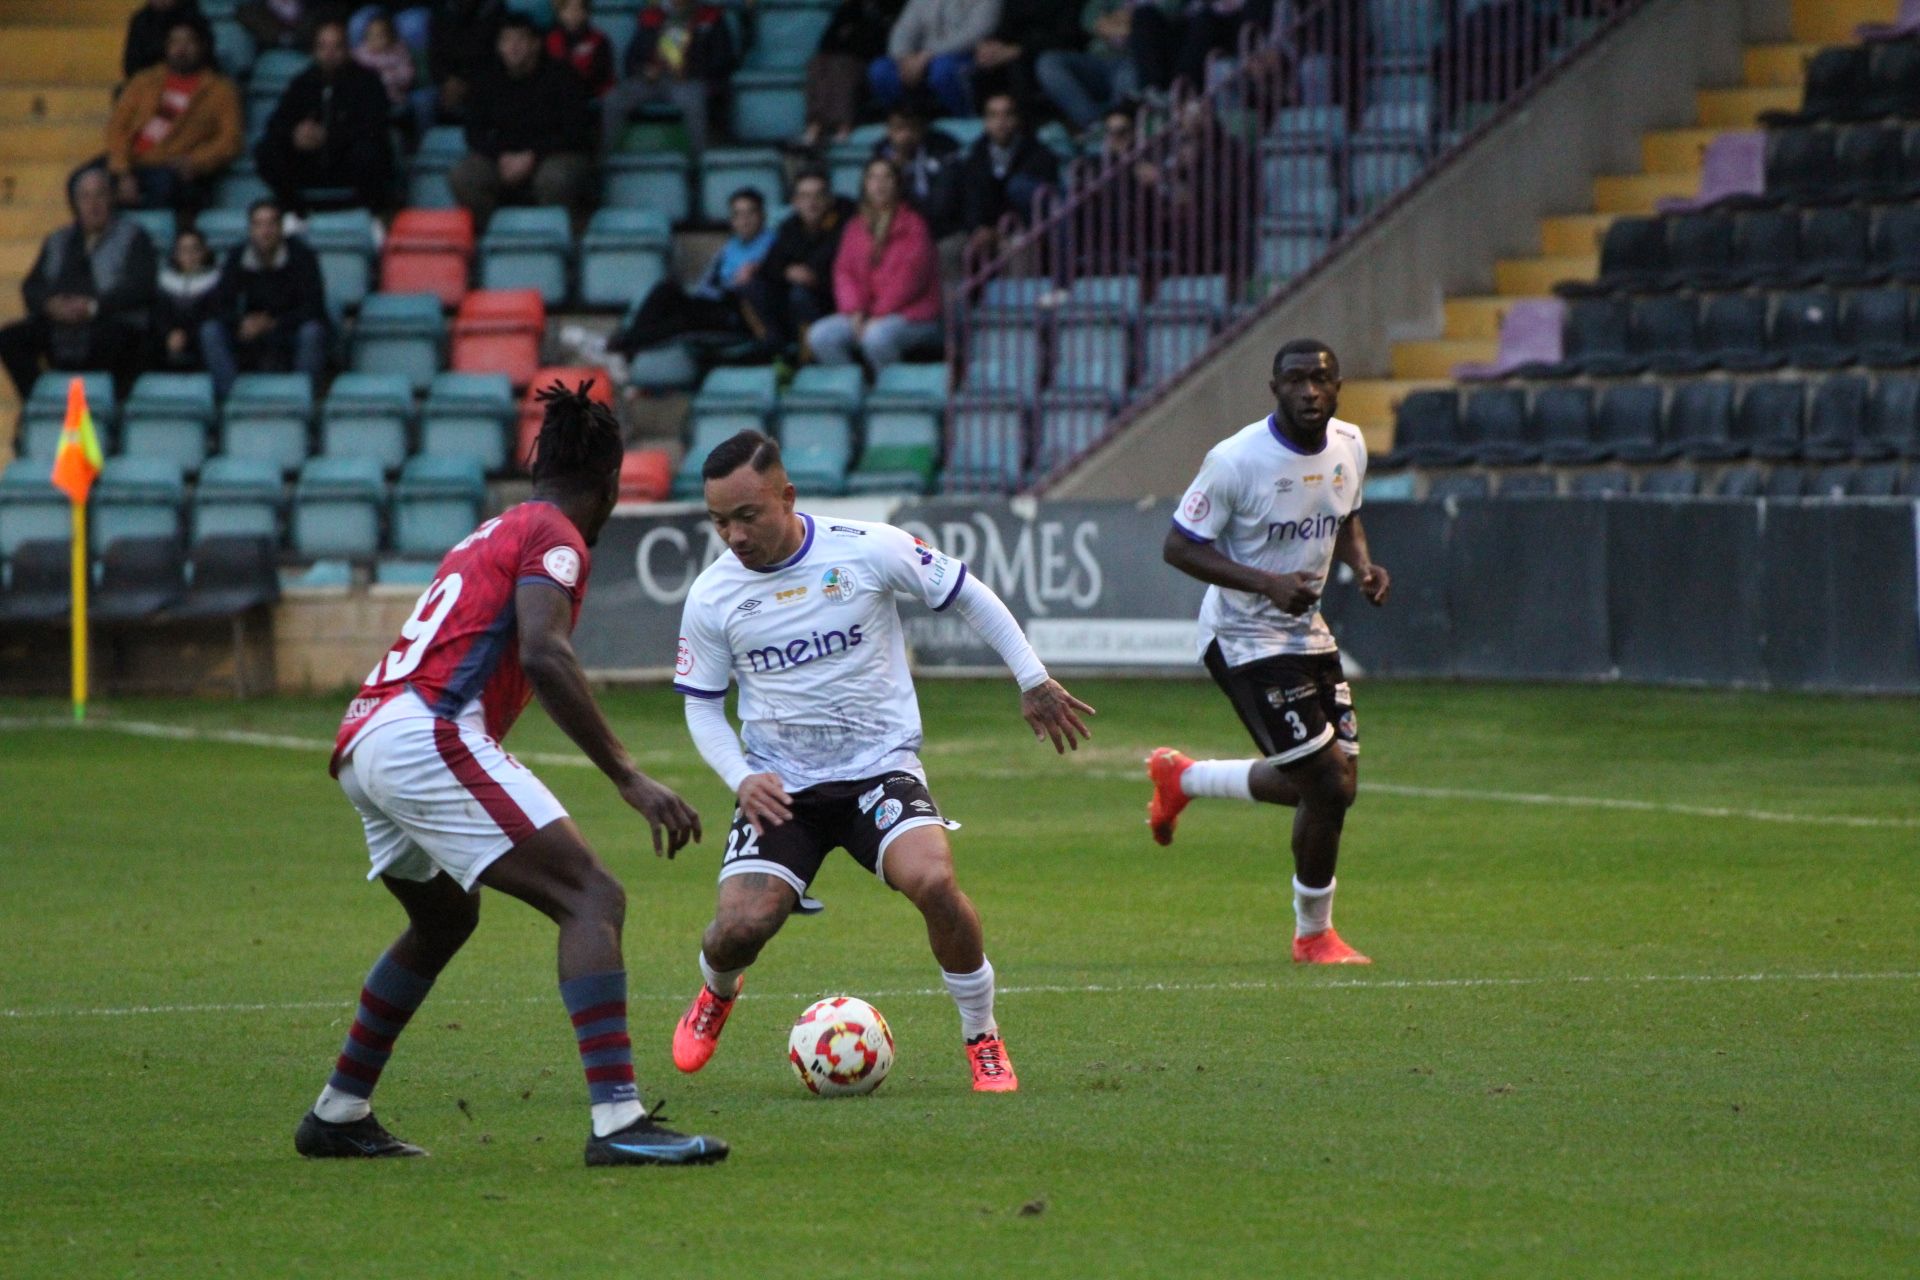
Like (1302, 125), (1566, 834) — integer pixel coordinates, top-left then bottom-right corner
(331, 501), (590, 775)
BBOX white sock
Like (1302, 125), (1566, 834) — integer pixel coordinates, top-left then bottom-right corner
(313, 1085), (371, 1124)
(941, 959), (998, 1040)
(699, 950), (743, 1000)
(1293, 876), (1335, 937)
(591, 1099), (646, 1138)
(1180, 760), (1256, 800)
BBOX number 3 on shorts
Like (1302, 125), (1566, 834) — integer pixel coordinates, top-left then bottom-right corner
(1284, 709), (1308, 741)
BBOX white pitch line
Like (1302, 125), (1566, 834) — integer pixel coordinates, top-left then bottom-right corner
(4, 970), (1917, 1022)
(3, 716), (1916, 831)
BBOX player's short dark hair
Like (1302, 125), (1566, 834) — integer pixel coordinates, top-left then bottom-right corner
(728, 187), (766, 211)
(1273, 338), (1339, 376)
(528, 379), (623, 493)
(701, 429), (783, 482)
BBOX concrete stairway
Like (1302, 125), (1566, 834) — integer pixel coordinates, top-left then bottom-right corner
(1339, 0), (1899, 450)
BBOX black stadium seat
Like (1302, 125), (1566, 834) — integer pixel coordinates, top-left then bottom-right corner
(1558, 216), (1666, 296)
(1863, 375), (1920, 458)
(1388, 390), (1469, 467)
(1762, 128), (1840, 205)
(166, 536), (281, 620)
(1460, 386), (1538, 464)
(1558, 297), (1641, 376)
(90, 538), (185, 623)
(1532, 385), (1610, 464)
(1596, 383), (1670, 463)
(1568, 466), (1633, 496)
(1862, 38), (1920, 119)
(1736, 380), (1806, 461)
(1668, 380), (1741, 461)
(1761, 44), (1871, 126)
(0, 539), (73, 624)
(1699, 293), (1782, 372)
(1772, 288), (1851, 368)
(1797, 207), (1880, 287)
(1805, 374), (1871, 460)
(1765, 465), (1807, 498)
(1843, 289), (1918, 368)
(1640, 466), (1702, 497)
(1872, 205), (1920, 282)
(1714, 464), (1766, 497)
(1630, 294), (1712, 374)
(1732, 210), (1802, 288)
(1662, 213), (1741, 290)
(1495, 471), (1557, 497)
(1851, 462), (1902, 496)
(1426, 471), (1491, 500)
(1834, 124), (1909, 201)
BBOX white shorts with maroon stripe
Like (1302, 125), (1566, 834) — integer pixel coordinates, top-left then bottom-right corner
(337, 697), (567, 890)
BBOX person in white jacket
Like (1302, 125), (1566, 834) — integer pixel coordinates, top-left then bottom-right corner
(866, 0), (1003, 119)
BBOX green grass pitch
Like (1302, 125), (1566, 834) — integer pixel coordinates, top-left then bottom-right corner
(1, 680), (1916, 1278)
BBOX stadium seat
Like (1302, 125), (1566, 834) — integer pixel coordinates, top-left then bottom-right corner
(602, 152), (692, 223)
(1763, 465), (1807, 498)
(777, 410), (854, 494)
(1050, 319), (1131, 402)
(1143, 312), (1216, 389)
(1667, 380), (1741, 462)
(731, 69), (806, 143)
(1713, 463), (1765, 497)
(623, 341), (701, 391)
(943, 397), (1026, 492)
(674, 410), (762, 497)
(1556, 297), (1640, 378)
(1558, 216), (1666, 297)
(305, 209), (379, 313)
(1699, 292), (1782, 372)
(1843, 289), (1917, 368)
(1847, 462), (1902, 497)
(406, 126), (467, 208)
(93, 456), (187, 550)
(219, 372), (314, 474)
(1567, 467), (1633, 497)
(827, 124), (888, 199)
(0, 461), (70, 557)
(1459, 387), (1537, 465)
(1660, 214), (1741, 291)
(1804, 374), (1870, 461)
(123, 208), (177, 252)
(1065, 276), (1144, 315)
(1033, 391), (1111, 482)
(321, 372), (415, 473)
(90, 536), (186, 623)
(1762, 44), (1870, 125)
(782, 364), (865, 413)
(847, 409), (939, 495)
(479, 207), (574, 305)
(210, 16), (255, 77)
(421, 371), (516, 472)
(1494, 471), (1556, 498)
(1833, 124), (1909, 202)
(1736, 380), (1806, 461)
(692, 365), (779, 418)
(211, 161), (270, 211)
(1531, 385), (1608, 465)
(451, 289), (546, 389)
(618, 448), (672, 502)
(293, 456), (387, 558)
(350, 293), (447, 392)
(381, 209), (475, 308)
(1387, 389), (1467, 467)
(392, 456), (486, 556)
(191, 455), (284, 543)
(20, 371), (117, 459)
(168, 535), (281, 620)
(1426, 471), (1491, 501)
(747, 0), (835, 71)
(1863, 375), (1920, 458)
(1871, 204), (1920, 281)
(1761, 128), (1840, 206)
(579, 208), (671, 309)
(963, 320), (1043, 397)
(122, 373), (217, 472)
(1150, 274), (1229, 315)
(1798, 207), (1879, 287)
(1628, 295), (1711, 375)
(1640, 466), (1702, 497)
(1594, 382), (1671, 463)
(699, 148), (784, 224)
(1861, 37), (1920, 118)
(1731, 210), (1802, 288)
(197, 207), (249, 257)
(0, 538), (73, 624)
(1771, 288), (1850, 368)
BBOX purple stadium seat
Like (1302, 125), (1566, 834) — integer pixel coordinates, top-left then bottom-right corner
(1858, 0), (1920, 42)
(1657, 131), (1765, 214)
(1454, 299), (1566, 381)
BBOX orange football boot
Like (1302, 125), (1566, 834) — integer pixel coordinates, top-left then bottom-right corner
(965, 1032), (1019, 1092)
(1292, 929), (1371, 965)
(671, 980), (740, 1073)
(1146, 747), (1194, 846)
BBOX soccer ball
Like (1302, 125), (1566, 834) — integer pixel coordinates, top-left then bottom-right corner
(787, 996), (895, 1097)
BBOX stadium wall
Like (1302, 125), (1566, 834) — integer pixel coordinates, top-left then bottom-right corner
(1053, 0), (1794, 497)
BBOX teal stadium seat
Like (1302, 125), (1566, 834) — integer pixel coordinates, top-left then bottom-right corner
(944, 397), (1026, 492)
(1050, 319), (1131, 403)
(407, 126), (468, 208)
(674, 411), (764, 497)
(747, 1), (835, 72)
(220, 372), (314, 474)
(579, 208), (671, 309)
(350, 293), (446, 392)
(197, 207), (250, 257)
(0, 460), (70, 556)
(622, 341), (700, 391)
(306, 209), (379, 312)
(191, 455), (285, 543)
(846, 361), (944, 494)
(21, 372), (117, 459)
(699, 148), (784, 224)
(781, 364), (865, 413)
(776, 409), (853, 495)
(692, 365), (779, 419)
(392, 455), (486, 556)
(731, 70), (807, 144)
(321, 372), (416, 472)
(122, 373), (217, 472)
(293, 456), (387, 558)
(602, 152), (691, 224)
(828, 125), (887, 199)
(479, 206), (574, 306)
(1033, 390), (1111, 482)
(93, 456), (187, 549)
(420, 371), (515, 472)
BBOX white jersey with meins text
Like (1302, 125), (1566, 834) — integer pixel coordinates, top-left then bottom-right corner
(1171, 414), (1368, 667)
(673, 514), (967, 791)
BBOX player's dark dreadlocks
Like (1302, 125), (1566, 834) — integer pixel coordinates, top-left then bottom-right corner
(527, 379), (623, 493)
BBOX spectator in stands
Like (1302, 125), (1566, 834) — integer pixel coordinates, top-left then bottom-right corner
(353, 10), (425, 137)
(608, 188), (773, 355)
(548, 0), (617, 99)
(0, 169), (155, 403)
(238, 0), (318, 51)
(956, 91), (1058, 257)
(1036, 1), (1151, 132)
(868, 0), (1002, 120)
(426, 0), (509, 122)
(802, 0), (903, 148)
(808, 158), (940, 372)
(873, 105), (960, 237)
(742, 168), (855, 356)
(122, 0), (205, 82)
(449, 15), (597, 229)
(154, 227), (221, 372)
(1133, 95), (1255, 280)
(198, 198), (329, 398)
(254, 19), (396, 216)
(1132, 0), (1265, 96)
(97, 16), (243, 212)
(601, 0), (737, 163)
(971, 0), (1087, 115)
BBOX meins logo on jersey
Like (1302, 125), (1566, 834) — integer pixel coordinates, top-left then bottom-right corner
(745, 624), (867, 673)
(1268, 513), (1343, 542)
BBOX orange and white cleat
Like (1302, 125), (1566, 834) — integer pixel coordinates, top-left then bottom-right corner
(672, 980), (740, 1073)
(965, 1032), (1020, 1092)
(1292, 929), (1371, 965)
(1146, 747), (1194, 847)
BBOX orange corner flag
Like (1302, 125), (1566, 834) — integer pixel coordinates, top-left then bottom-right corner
(49, 376), (104, 504)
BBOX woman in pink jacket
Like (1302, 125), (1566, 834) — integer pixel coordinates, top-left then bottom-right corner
(807, 157), (943, 371)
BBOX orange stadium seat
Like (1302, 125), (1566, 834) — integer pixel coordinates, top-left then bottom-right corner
(451, 289), (546, 389)
(380, 208), (475, 309)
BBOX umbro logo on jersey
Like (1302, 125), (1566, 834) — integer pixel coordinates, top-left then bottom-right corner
(1275, 478), (1294, 493)
(737, 598), (762, 613)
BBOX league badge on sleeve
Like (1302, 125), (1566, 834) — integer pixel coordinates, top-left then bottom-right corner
(542, 545), (582, 587)
(676, 638), (694, 676)
(1182, 491), (1211, 521)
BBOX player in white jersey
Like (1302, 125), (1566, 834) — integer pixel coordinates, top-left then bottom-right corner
(669, 430), (1095, 1091)
(1146, 339), (1391, 964)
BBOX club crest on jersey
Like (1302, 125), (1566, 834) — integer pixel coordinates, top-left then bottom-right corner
(821, 566), (857, 603)
(737, 598), (762, 613)
(1332, 464), (1347, 496)
(542, 545), (582, 587)
(675, 638), (693, 676)
(873, 797), (904, 830)
(1182, 491), (1211, 521)
(857, 783), (885, 813)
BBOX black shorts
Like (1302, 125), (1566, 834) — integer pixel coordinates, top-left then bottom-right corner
(1203, 642), (1358, 767)
(717, 771), (955, 906)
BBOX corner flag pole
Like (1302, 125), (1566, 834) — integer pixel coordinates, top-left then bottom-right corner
(49, 377), (104, 723)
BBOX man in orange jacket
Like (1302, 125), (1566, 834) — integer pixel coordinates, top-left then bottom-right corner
(96, 16), (244, 211)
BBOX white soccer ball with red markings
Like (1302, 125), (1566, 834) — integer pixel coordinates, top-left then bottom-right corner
(787, 996), (894, 1097)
